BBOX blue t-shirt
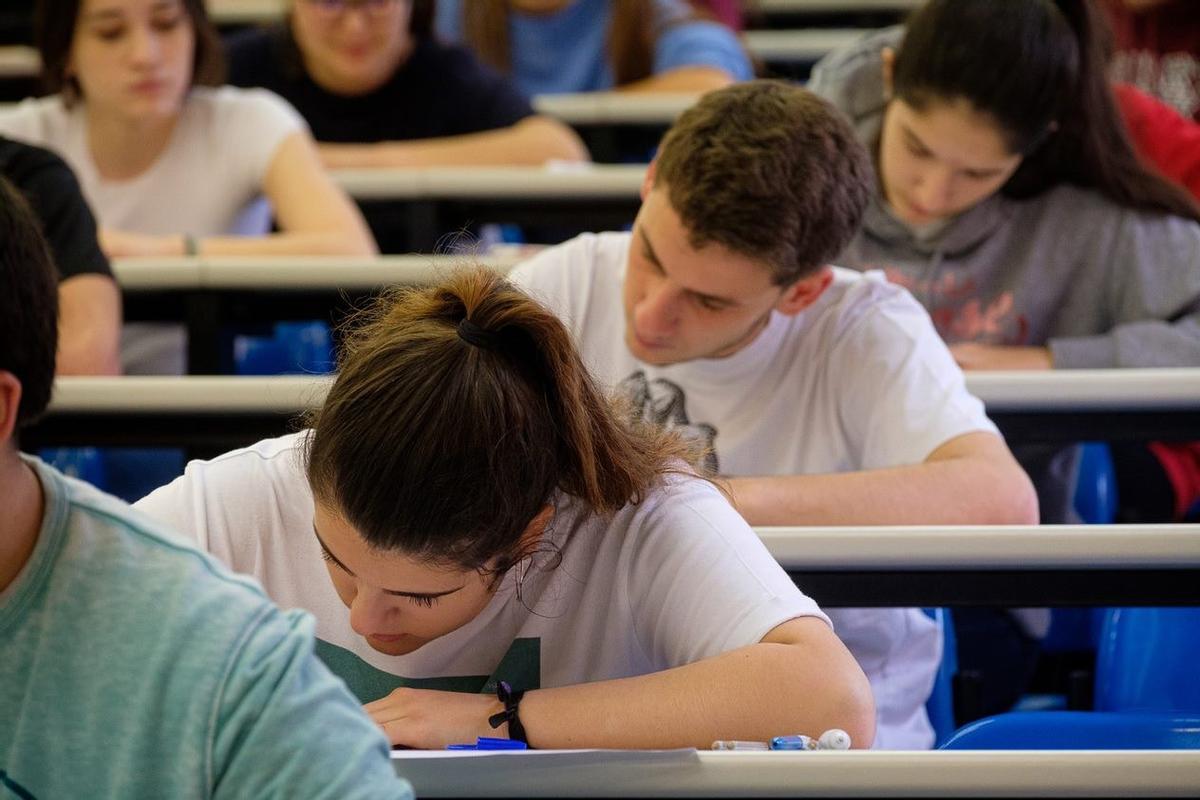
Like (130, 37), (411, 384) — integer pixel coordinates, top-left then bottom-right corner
(0, 459), (412, 800)
(435, 0), (753, 95)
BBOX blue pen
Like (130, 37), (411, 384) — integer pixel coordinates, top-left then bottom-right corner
(770, 734), (816, 751)
(447, 736), (528, 751)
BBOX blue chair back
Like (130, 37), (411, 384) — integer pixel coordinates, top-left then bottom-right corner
(234, 321), (334, 375)
(923, 607), (958, 747)
(1095, 608), (1200, 713)
(1073, 442), (1118, 525)
(940, 711), (1200, 749)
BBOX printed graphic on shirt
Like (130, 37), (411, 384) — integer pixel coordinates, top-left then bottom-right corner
(315, 637), (541, 703)
(882, 267), (1030, 345)
(1113, 51), (1200, 120)
(618, 371), (719, 473)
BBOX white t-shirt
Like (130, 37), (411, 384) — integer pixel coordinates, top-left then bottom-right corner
(509, 231), (1002, 749)
(0, 86), (304, 236)
(0, 86), (306, 373)
(135, 432), (828, 707)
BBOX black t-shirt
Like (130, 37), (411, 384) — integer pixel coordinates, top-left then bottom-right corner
(224, 26), (535, 143)
(0, 136), (111, 282)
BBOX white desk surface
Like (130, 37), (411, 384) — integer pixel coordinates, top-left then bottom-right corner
(113, 253), (522, 289)
(743, 28), (869, 61)
(532, 92), (698, 125)
(51, 368), (1200, 413)
(391, 749), (1200, 798)
(331, 163), (646, 200)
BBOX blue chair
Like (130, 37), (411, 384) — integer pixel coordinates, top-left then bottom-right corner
(234, 321), (334, 375)
(924, 608), (958, 747)
(940, 711), (1200, 749)
(1095, 608), (1200, 713)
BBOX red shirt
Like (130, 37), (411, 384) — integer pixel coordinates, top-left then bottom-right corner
(1115, 82), (1200, 199)
(1103, 0), (1200, 121)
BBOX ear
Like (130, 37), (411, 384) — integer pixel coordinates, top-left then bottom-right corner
(0, 372), (23, 449)
(640, 158), (657, 202)
(775, 267), (834, 317)
(881, 47), (895, 98)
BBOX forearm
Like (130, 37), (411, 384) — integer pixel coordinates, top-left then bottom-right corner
(56, 275), (122, 375)
(519, 638), (874, 749)
(57, 327), (121, 375)
(617, 66), (735, 94)
(319, 117), (590, 169)
(727, 453), (1038, 526)
(197, 230), (377, 257)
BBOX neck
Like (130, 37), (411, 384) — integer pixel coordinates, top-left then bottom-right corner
(85, 104), (181, 181)
(0, 452), (44, 594)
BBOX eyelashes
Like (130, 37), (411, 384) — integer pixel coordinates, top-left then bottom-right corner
(319, 548), (441, 607)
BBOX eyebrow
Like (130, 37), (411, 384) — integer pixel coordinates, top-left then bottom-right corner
(311, 524), (465, 599)
(637, 227), (737, 308)
(901, 124), (1005, 177)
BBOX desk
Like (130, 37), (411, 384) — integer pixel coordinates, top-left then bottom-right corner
(390, 749), (1199, 798)
(330, 164), (645, 251)
(114, 255), (521, 373)
(744, 28), (869, 64)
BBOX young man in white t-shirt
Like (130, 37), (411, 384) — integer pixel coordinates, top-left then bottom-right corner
(509, 80), (1040, 750)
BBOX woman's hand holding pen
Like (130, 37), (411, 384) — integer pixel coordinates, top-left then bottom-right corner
(364, 687), (508, 749)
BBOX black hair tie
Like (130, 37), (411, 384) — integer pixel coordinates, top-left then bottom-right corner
(487, 680), (528, 744)
(456, 317), (504, 350)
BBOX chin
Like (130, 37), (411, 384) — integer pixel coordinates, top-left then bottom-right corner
(366, 635), (428, 656)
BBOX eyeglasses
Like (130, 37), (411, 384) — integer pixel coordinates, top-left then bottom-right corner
(302, 0), (402, 18)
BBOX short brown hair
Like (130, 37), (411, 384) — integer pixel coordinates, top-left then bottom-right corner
(305, 267), (696, 577)
(35, 0), (225, 104)
(654, 80), (872, 285)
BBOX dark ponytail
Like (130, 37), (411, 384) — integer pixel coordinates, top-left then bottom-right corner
(305, 267), (696, 575)
(894, 0), (1200, 222)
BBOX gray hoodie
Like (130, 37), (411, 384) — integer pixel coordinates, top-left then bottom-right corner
(809, 26), (1200, 369)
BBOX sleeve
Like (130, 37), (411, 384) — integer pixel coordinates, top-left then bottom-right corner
(435, 46), (535, 135)
(217, 88), (308, 189)
(653, 19), (753, 81)
(1049, 211), (1200, 368)
(7, 144), (111, 281)
(0, 98), (51, 145)
(1114, 83), (1200, 200)
(210, 607), (414, 800)
(831, 282), (999, 469)
(624, 477), (829, 669)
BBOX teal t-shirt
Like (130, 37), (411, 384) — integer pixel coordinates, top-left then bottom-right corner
(0, 458), (412, 800)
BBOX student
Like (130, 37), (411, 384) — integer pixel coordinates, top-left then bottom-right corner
(0, 176), (412, 800)
(807, 0), (1200, 710)
(136, 268), (876, 750)
(807, 0), (1200, 512)
(0, 0), (374, 260)
(0, 0), (376, 372)
(434, 0), (753, 96)
(505, 80), (1038, 749)
(1, 135), (120, 375)
(224, 0), (588, 170)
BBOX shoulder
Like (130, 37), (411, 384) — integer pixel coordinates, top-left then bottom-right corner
(188, 85), (306, 133)
(510, 232), (627, 310)
(820, 267), (929, 333)
(0, 95), (73, 144)
(1035, 184), (1200, 243)
(0, 134), (79, 193)
(808, 26), (901, 120)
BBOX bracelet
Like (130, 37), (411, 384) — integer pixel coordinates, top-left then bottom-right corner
(183, 234), (198, 257)
(487, 680), (528, 744)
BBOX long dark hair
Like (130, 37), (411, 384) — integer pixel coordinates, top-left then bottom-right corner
(34, 0), (225, 104)
(305, 267), (697, 576)
(893, 0), (1199, 222)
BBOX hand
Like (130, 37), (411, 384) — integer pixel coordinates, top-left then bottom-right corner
(949, 343), (1053, 371)
(364, 686), (507, 749)
(99, 227), (185, 258)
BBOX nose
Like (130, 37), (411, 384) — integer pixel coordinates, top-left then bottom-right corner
(348, 588), (395, 636)
(634, 279), (682, 340)
(911, 164), (955, 215)
(127, 24), (161, 67)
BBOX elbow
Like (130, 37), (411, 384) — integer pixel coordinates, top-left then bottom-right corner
(993, 463), (1040, 525)
(836, 666), (877, 750)
(524, 116), (591, 164)
(57, 336), (122, 376)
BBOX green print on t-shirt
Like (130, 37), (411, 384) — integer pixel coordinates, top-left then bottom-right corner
(315, 638), (542, 703)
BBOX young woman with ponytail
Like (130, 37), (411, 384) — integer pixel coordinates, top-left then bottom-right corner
(135, 267), (874, 750)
